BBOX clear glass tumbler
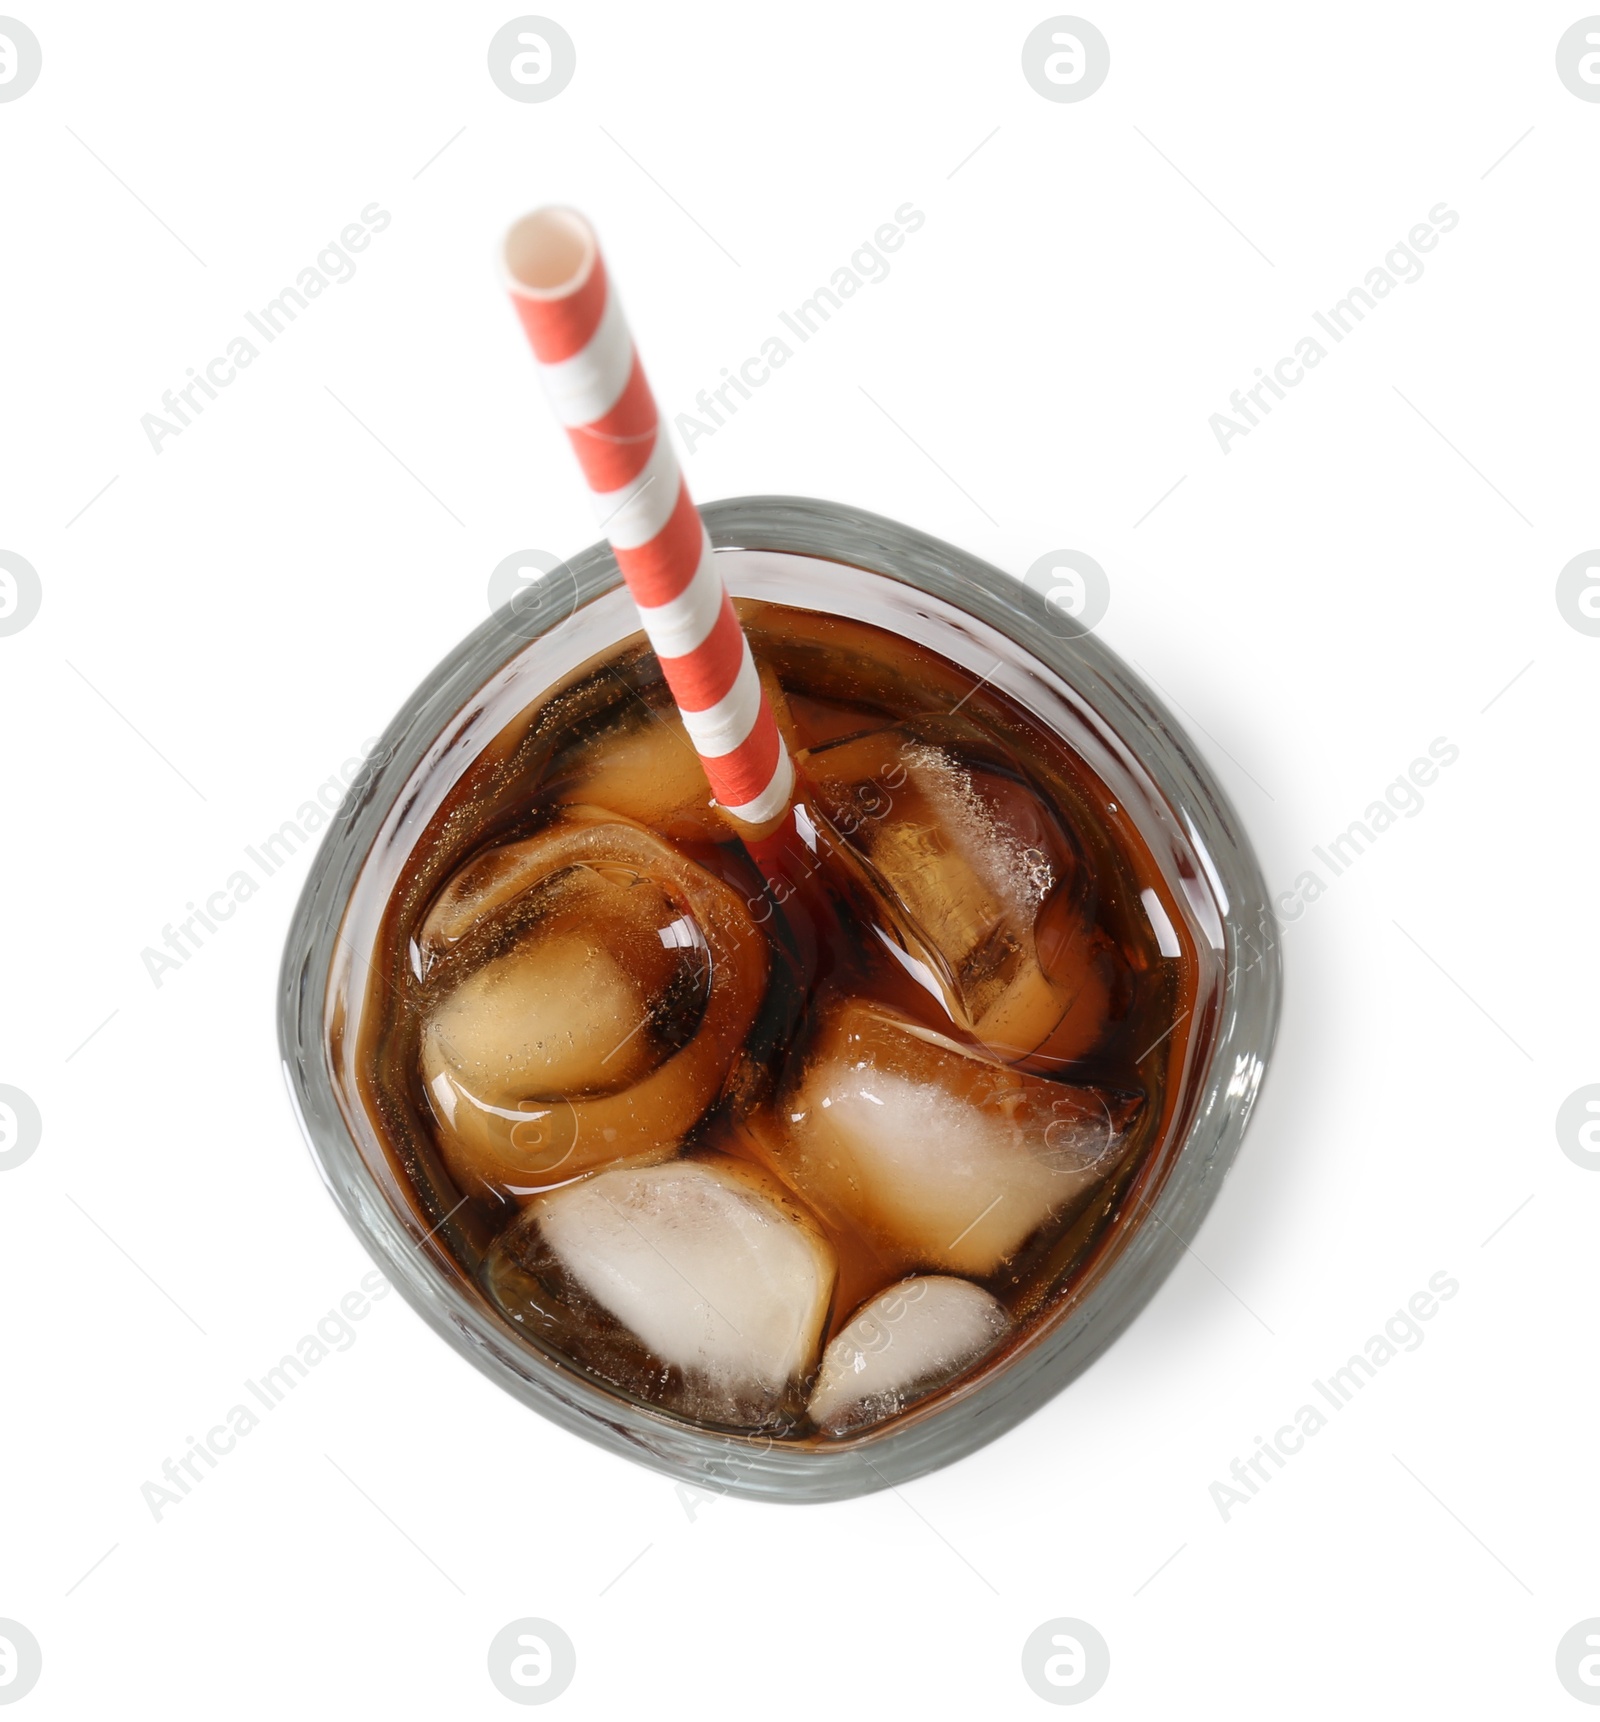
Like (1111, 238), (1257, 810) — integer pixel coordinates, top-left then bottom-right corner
(278, 496), (1281, 1502)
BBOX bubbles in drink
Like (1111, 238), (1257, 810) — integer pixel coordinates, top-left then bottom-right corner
(354, 602), (1204, 1439)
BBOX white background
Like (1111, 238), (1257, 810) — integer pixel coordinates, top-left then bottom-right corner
(3, 2), (1597, 1715)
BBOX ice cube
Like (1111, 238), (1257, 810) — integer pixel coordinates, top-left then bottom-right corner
(426, 870), (701, 1099)
(755, 999), (1142, 1276)
(808, 1276), (1010, 1436)
(549, 706), (724, 843)
(544, 662), (801, 843)
(486, 1156), (837, 1428)
(800, 718), (1128, 1067)
(419, 818), (768, 1199)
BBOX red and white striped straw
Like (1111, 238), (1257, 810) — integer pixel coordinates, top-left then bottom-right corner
(502, 208), (794, 831)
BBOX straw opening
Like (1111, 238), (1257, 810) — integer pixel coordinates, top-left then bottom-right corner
(504, 207), (596, 299)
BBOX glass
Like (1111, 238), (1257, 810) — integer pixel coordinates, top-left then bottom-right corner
(279, 496), (1281, 1502)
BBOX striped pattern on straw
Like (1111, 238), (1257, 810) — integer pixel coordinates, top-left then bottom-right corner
(503, 208), (794, 828)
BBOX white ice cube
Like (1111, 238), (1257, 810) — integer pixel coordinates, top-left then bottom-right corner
(759, 1000), (1140, 1276)
(531, 1157), (836, 1423)
(809, 1275), (1010, 1435)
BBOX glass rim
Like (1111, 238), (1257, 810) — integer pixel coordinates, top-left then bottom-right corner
(278, 494), (1282, 1503)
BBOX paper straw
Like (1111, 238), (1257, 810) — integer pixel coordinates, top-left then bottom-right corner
(502, 207), (795, 831)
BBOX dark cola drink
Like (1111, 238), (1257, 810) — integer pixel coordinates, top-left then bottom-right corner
(354, 599), (1207, 1438)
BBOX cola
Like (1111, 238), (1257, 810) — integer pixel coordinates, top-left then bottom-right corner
(352, 598), (1209, 1438)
